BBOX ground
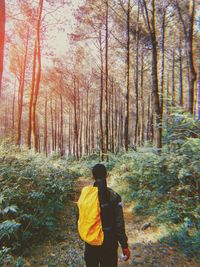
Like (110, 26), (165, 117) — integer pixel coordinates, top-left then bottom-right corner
(15, 177), (199, 267)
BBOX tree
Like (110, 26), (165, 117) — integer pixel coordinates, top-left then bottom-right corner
(124, 0), (131, 151)
(32, 0), (44, 151)
(0, 0), (5, 95)
(140, 0), (162, 149)
(175, 0), (197, 114)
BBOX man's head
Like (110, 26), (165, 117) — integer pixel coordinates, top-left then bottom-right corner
(92, 164), (107, 180)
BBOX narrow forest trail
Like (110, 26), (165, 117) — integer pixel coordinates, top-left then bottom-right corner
(22, 177), (199, 267)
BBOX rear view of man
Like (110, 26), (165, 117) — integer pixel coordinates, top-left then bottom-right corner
(77, 163), (130, 267)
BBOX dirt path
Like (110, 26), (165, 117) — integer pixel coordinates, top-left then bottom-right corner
(21, 177), (198, 267)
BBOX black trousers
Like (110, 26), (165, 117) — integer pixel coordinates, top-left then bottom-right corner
(84, 242), (118, 267)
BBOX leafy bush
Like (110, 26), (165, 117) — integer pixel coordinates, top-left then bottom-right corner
(0, 145), (79, 255)
(110, 112), (200, 260)
(160, 225), (200, 260)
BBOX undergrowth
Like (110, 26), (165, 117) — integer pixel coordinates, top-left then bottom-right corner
(0, 144), (80, 263)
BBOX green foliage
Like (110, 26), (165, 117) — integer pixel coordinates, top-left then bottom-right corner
(0, 220), (21, 240)
(160, 225), (200, 260)
(111, 113), (200, 260)
(0, 144), (79, 255)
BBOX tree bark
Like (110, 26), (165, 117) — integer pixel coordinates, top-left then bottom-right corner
(17, 29), (29, 146)
(0, 0), (5, 95)
(43, 94), (48, 156)
(32, 0), (43, 151)
(125, 0), (130, 151)
(141, 0), (162, 149)
(99, 25), (104, 160)
(105, 0), (109, 158)
(179, 33), (183, 106)
(134, 4), (140, 146)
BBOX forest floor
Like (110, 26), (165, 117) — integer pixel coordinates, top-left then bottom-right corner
(20, 177), (199, 267)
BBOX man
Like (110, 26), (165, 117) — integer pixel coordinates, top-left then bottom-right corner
(77, 163), (130, 267)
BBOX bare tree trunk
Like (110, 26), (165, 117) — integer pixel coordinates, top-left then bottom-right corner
(171, 49), (175, 106)
(176, 0), (197, 114)
(50, 96), (54, 152)
(134, 4), (140, 146)
(12, 77), (16, 132)
(111, 78), (114, 153)
(99, 25), (104, 160)
(179, 33), (183, 106)
(32, 0), (43, 151)
(54, 99), (57, 151)
(125, 0), (130, 151)
(141, 0), (162, 149)
(43, 94), (47, 156)
(17, 29), (29, 146)
(140, 46), (144, 144)
(60, 93), (64, 155)
(73, 79), (79, 160)
(105, 0), (109, 158)
(27, 40), (37, 149)
(0, 0), (5, 95)
(68, 114), (71, 157)
(160, 10), (166, 119)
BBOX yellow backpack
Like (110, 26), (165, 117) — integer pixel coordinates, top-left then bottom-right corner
(77, 186), (104, 246)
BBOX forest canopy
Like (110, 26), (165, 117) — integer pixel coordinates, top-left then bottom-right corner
(0, 0), (199, 159)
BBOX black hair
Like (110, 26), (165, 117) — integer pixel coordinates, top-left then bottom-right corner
(92, 164), (107, 180)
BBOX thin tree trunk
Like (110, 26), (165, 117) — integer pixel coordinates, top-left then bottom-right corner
(12, 77), (16, 131)
(0, 0), (5, 95)
(27, 40), (37, 149)
(111, 78), (114, 153)
(105, 0), (109, 158)
(125, 0), (130, 151)
(50, 96), (54, 152)
(141, 0), (162, 149)
(134, 4), (140, 146)
(99, 25), (104, 160)
(160, 10), (166, 119)
(32, 0), (43, 151)
(17, 29), (29, 146)
(43, 94), (48, 156)
(140, 46), (144, 144)
(179, 33), (183, 106)
(171, 49), (175, 106)
(74, 79), (79, 160)
(60, 93), (64, 155)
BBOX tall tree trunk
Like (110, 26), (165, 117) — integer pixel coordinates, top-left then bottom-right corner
(141, 0), (162, 149)
(32, 0), (43, 152)
(111, 78), (114, 153)
(179, 33), (183, 106)
(140, 46), (144, 144)
(43, 94), (47, 156)
(73, 79), (79, 160)
(0, 0), (5, 96)
(171, 49), (175, 106)
(99, 25), (104, 160)
(160, 10), (166, 119)
(68, 114), (71, 157)
(17, 29), (29, 146)
(86, 85), (89, 155)
(60, 93), (64, 155)
(134, 4), (140, 146)
(54, 99), (57, 151)
(50, 96), (54, 152)
(125, 0), (130, 151)
(27, 40), (37, 149)
(187, 0), (197, 114)
(12, 77), (16, 132)
(176, 0), (197, 114)
(105, 0), (109, 158)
